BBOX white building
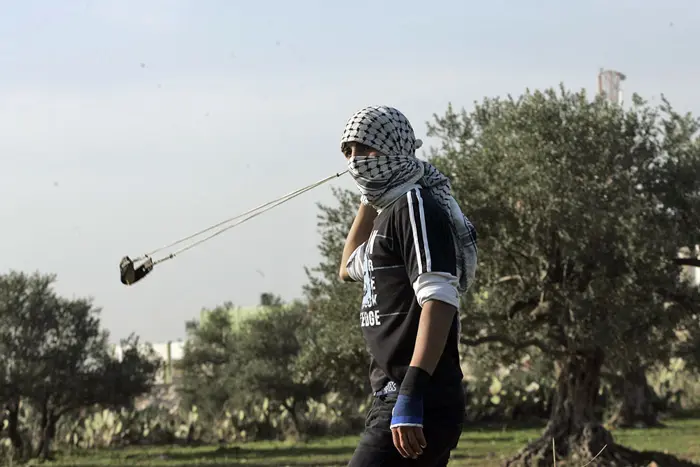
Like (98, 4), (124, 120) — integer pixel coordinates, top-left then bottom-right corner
(111, 340), (185, 385)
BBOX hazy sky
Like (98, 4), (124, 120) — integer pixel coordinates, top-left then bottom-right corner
(1, 0), (698, 344)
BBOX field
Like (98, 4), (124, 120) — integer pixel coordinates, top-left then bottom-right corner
(45, 418), (700, 466)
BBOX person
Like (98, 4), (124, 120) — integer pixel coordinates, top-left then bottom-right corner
(338, 105), (477, 466)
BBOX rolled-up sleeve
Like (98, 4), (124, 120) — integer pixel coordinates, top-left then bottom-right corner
(345, 242), (366, 282)
(396, 188), (460, 308)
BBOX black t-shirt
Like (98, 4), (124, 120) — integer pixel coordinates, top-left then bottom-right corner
(347, 186), (464, 396)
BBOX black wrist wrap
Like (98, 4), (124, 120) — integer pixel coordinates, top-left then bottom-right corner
(398, 366), (431, 398)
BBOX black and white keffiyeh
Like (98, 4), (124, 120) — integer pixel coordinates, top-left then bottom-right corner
(340, 105), (477, 294)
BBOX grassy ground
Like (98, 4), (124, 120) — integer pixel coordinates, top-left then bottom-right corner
(45, 418), (700, 466)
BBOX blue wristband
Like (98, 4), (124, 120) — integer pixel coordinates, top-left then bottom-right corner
(390, 394), (424, 428)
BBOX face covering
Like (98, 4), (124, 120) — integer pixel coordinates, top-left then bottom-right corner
(347, 154), (424, 209)
(340, 105), (478, 294)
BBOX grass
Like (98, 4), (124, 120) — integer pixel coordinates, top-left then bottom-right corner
(44, 418), (700, 466)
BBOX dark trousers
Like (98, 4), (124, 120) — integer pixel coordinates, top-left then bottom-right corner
(348, 388), (465, 466)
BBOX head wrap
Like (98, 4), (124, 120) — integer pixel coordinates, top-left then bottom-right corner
(340, 105), (477, 294)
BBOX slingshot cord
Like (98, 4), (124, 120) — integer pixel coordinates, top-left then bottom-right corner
(132, 170), (348, 266)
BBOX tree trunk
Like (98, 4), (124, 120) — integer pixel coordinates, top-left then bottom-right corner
(606, 367), (663, 429)
(38, 412), (59, 460)
(5, 398), (24, 455)
(282, 401), (304, 441)
(505, 350), (697, 467)
(36, 404), (48, 459)
(35, 397), (59, 460)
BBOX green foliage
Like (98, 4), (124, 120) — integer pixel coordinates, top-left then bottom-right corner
(648, 358), (700, 412)
(178, 294), (338, 442)
(427, 87), (700, 372)
(462, 347), (556, 423)
(179, 303), (239, 426)
(424, 88), (700, 462)
(299, 187), (370, 400)
(0, 270), (159, 460)
(235, 300), (327, 437)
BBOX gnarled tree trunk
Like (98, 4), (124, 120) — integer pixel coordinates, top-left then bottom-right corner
(606, 366), (663, 429)
(505, 350), (697, 467)
(5, 398), (24, 455)
(36, 409), (58, 460)
(281, 399), (305, 441)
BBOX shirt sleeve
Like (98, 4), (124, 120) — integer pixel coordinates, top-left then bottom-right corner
(345, 242), (366, 282)
(395, 189), (460, 308)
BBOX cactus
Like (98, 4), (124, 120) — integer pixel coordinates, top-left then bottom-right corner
(1, 385), (377, 449)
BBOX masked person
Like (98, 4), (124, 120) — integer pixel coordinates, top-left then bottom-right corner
(338, 105), (477, 466)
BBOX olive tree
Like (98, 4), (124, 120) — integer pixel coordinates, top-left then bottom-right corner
(426, 87), (700, 466)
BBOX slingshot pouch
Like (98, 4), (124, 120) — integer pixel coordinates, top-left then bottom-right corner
(120, 256), (153, 285)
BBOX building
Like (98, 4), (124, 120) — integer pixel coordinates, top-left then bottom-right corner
(111, 339), (185, 385)
(110, 305), (269, 386)
(598, 68), (626, 106)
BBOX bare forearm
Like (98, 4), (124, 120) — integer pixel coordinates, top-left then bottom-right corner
(339, 203), (377, 281)
(409, 300), (458, 375)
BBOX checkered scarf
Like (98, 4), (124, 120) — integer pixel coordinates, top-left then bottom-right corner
(341, 105), (477, 293)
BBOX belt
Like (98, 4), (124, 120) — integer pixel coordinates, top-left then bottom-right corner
(373, 381), (398, 397)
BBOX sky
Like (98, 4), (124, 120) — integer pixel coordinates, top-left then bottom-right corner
(1, 0), (699, 344)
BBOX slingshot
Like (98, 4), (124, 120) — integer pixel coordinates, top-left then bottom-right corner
(119, 170), (348, 286)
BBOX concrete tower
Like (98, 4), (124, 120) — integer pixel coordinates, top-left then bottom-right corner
(598, 68), (627, 105)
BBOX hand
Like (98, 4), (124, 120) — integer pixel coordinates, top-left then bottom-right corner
(356, 202), (378, 225)
(390, 395), (427, 459)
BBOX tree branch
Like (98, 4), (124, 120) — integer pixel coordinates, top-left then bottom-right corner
(507, 296), (551, 320)
(655, 288), (698, 314)
(495, 275), (524, 285)
(621, 288), (700, 342)
(600, 369), (623, 384)
(674, 257), (700, 268)
(460, 333), (565, 357)
(492, 238), (535, 282)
